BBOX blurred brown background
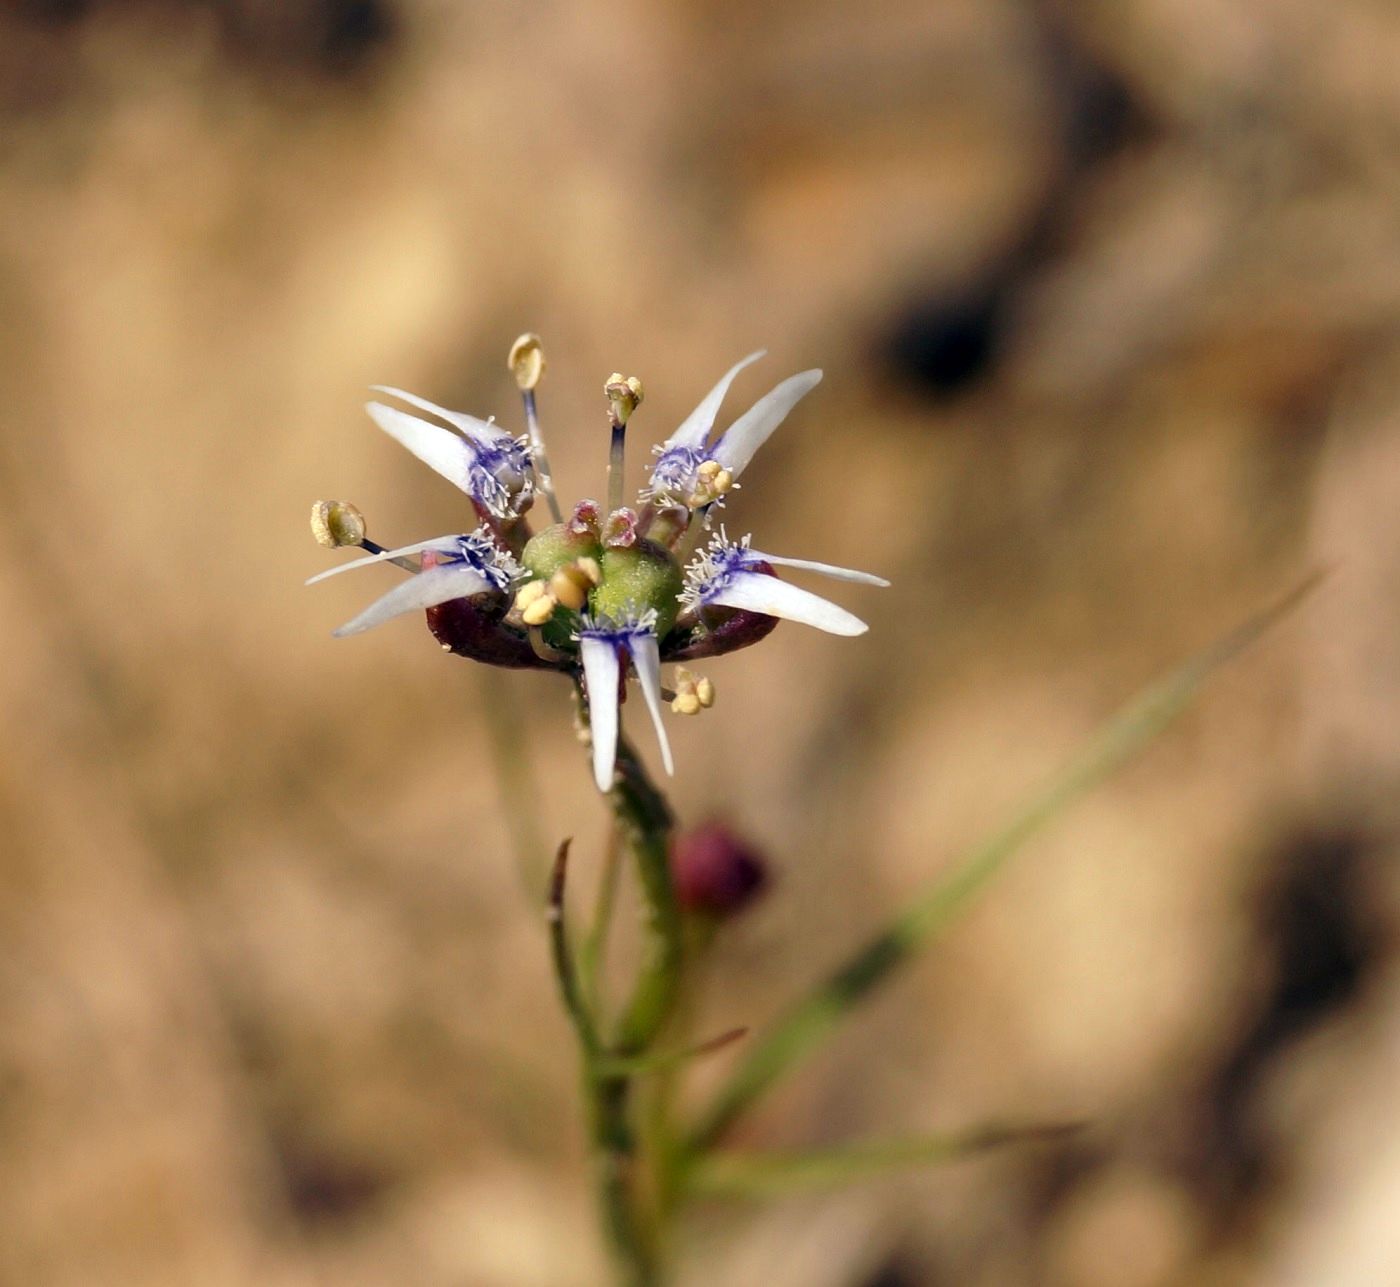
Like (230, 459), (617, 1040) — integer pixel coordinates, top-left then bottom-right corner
(2, 0), (1399, 1283)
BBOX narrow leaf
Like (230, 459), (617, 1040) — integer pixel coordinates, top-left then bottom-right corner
(595, 1028), (749, 1078)
(685, 575), (1321, 1156)
(547, 839), (599, 1056)
(690, 1122), (1084, 1198)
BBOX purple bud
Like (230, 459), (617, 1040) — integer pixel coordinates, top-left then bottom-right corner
(671, 822), (768, 918)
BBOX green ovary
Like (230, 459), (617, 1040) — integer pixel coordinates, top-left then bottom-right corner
(592, 541), (684, 637)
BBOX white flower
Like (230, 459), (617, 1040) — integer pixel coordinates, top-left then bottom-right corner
(312, 346), (888, 794)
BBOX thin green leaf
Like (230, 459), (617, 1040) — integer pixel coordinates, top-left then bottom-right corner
(595, 1027), (749, 1078)
(690, 1122), (1085, 1198)
(685, 576), (1321, 1157)
(547, 838), (600, 1056)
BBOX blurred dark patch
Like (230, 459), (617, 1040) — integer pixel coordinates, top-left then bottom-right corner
(879, 9), (1153, 400)
(858, 1258), (931, 1287)
(1022, 1130), (1109, 1225)
(1194, 825), (1381, 1214)
(219, 1007), (395, 1226)
(265, 1117), (395, 1227)
(219, 0), (398, 79)
(6, 0), (398, 81)
(883, 288), (1004, 399)
(10, 0), (89, 24)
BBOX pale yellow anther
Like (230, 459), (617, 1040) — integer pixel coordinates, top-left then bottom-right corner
(605, 373), (645, 425)
(521, 594), (557, 627)
(549, 574), (587, 613)
(547, 557), (603, 612)
(697, 459), (721, 480)
(514, 580), (549, 610)
(310, 500), (367, 548)
(550, 569), (588, 612)
(671, 668), (715, 716)
(508, 333), (545, 391)
(712, 468), (733, 495)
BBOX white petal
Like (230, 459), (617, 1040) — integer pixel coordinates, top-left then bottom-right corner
(662, 351), (766, 451)
(710, 570), (868, 636)
(710, 369), (822, 478)
(627, 633), (674, 778)
(370, 385), (516, 444)
(305, 536), (464, 586)
(580, 637), (622, 792)
(749, 550), (890, 587)
(332, 564), (493, 637)
(366, 401), (486, 495)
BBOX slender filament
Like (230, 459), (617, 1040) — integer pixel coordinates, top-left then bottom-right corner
(523, 389), (563, 523)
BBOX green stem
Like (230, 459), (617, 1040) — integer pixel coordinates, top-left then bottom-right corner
(547, 840), (659, 1285)
(555, 719), (683, 1284)
(610, 734), (682, 1053)
(588, 1072), (658, 1287)
(580, 819), (624, 1019)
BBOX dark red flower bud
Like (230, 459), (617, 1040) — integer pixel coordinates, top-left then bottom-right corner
(671, 822), (768, 918)
(663, 607), (780, 661)
(421, 548), (558, 670)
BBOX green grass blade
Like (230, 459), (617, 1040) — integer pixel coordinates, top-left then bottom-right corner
(594, 1027), (749, 1078)
(684, 576), (1320, 1158)
(690, 1122), (1083, 1198)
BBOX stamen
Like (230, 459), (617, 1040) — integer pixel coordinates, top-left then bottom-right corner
(673, 507), (709, 568)
(514, 579), (557, 626)
(549, 557), (602, 612)
(310, 500), (417, 573)
(310, 499), (365, 548)
(604, 373), (643, 513)
(670, 667), (715, 716)
(686, 460), (735, 509)
(529, 626), (569, 664)
(509, 333), (562, 524)
(522, 596), (556, 627)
